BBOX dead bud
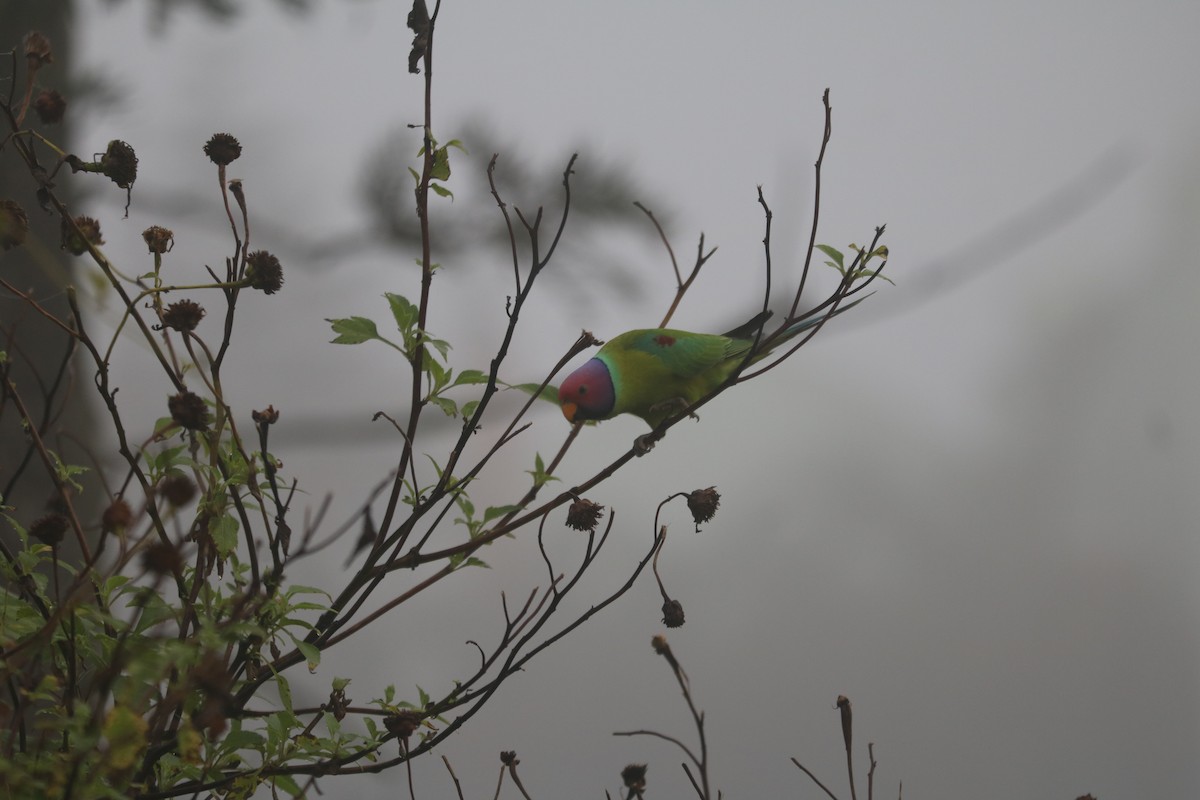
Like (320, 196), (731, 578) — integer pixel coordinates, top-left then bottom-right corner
(162, 300), (205, 332)
(142, 225), (174, 254)
(100, 140), (138, 189)
(245, 250), (284, 294)
(30, 514), (68, 547)
(565, 497), (604, 532)
(686, 486), (720, 528)
(102, 498), (133, 534)
(158, 473), (197, 507)
(252, 405), (280, 426)
(23, 31), (53, 68)
(141, 540), (183, 577)
(33, 89), (66, 124)
(61, 215), (103, 256)
(203, 133), (242, 166)
(661, 598), (685, 628)
(500, 750), (518, 767)
(621, 764), (648, 792)
(384, 710), (423, 740)
(169, 391), (211, 432)
(837, 694), (853, 752)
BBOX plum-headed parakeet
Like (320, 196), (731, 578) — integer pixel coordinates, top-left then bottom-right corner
(558, 304), (857, 429)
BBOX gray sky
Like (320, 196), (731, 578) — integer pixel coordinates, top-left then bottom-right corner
(74, 1), (1199, 797)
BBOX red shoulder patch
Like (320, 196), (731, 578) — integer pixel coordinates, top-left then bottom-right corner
(653, 334), (676, 347)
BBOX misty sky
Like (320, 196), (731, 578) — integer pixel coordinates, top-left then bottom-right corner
(69, 1), (1200, 797)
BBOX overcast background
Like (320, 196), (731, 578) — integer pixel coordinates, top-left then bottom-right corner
(65, 1), (1200, 797)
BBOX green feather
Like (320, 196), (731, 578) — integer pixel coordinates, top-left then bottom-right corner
(592, 300), (861, 428)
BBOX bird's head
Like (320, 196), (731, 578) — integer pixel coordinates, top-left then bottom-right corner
(558, 357), (614, 424)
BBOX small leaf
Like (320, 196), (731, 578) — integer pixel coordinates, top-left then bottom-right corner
(297, 641), (321, 672)
(816, 244), (844, 268)
(428, 395), (458, 417)
(453, 369), (489, 387)
(328, 316), (381, 345)
(430, 182), (454, 199)
(505, 381), (559, 404)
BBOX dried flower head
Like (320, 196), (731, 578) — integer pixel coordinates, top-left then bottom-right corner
(500, 751), (518, 767)
(621, 764), (648, 792)
(33, 89), (66, 124)
(102, 498), (133, 533)
(100, 140), (138, 189)
(203, 133), (242, 166)
(169, 391), (210, 431)
(0, 200), (29, 251)
(30, 514), (69, 547)
(661, 598), (685, 628)
(142, 225), (174, 254)
(162, 300), (205, 332)
(651, 634), (669, 655)
(565, 498), (604, 532)
(61, 215), (103, 256)
(159, 472), (198, 507)
(252, 405), (280, 426)
(23, 31), (53, 68)
(245, 250), (284, 294)
(686, 486), (720, 528)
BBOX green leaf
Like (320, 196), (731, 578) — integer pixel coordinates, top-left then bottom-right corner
(430, 147), (451, 181)
(271, 774), (304, 798)
(327, 316), (381, 345)
(276, 672), (294, 713)
(430, 182), (454, 199)
(460, 400), (480, 420)
(210, 515), (239, 557)
(483, 504), (519, 522)
(385, 292), (418, 333)
(504, 381), (559, 404)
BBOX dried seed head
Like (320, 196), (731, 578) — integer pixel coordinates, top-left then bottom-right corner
(102, 498), (133, 533)
(30, 514), (69, 547)
(661, 598), (685, 628)
(61, 215), (104, 256)
(169, 391), (210, 431)
(100, 140), (138, 189)
(686, 486), (720, 527)
(203, 133), (242, 166)
(158, 473), (198, 507)
(252, 405), (280, 425)
(162, 300), (205, 332)
(500, 751), (518, 767)
(23, 31), (53, 68)
(621, 764), (648, 791)
(245, 250), (284, 294)
(142, 225), (174, 254)
(33, 89), (66, 124)
(651, 634), (669, 655)
(0, 200), (29, 251)
(565, 498), (604, 532)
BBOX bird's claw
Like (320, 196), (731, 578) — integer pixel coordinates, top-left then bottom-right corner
(634, 433), (658, 456)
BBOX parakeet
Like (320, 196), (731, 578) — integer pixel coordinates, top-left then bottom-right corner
(558, 302), (859, 429)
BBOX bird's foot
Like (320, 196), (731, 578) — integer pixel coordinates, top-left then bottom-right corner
(634, 433), (659, 456)
(648, 397), (699, 421)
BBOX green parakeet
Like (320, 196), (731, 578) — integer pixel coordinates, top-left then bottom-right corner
(558, 303), (858, 429)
